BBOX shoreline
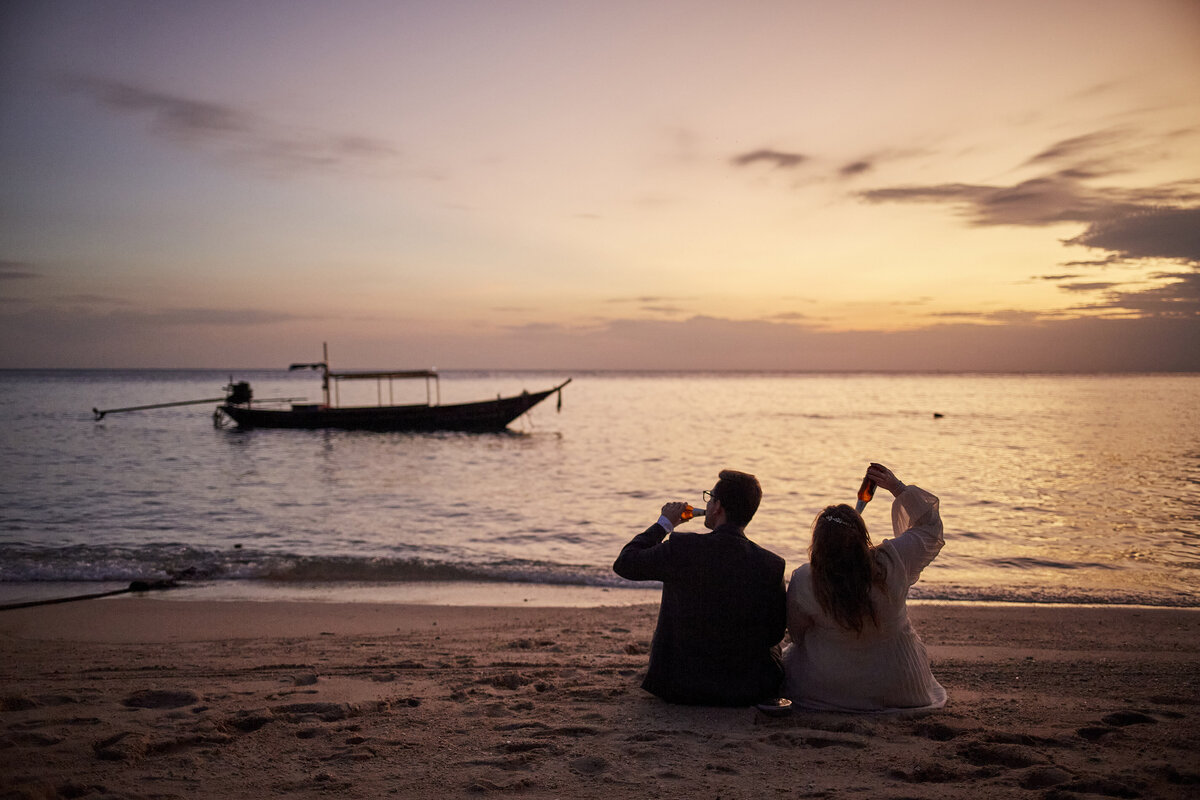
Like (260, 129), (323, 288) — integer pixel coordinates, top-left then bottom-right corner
(0, 580), (665, 610)
(1, 578), (1196, 612)
(2, 599), (1198, 798)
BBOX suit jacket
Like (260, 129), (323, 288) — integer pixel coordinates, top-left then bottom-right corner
(613, 521), (786, 706)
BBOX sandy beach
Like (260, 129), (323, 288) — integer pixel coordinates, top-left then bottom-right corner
(1, 598), (1197, 799)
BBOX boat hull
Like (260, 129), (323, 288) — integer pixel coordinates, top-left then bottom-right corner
(218, 386), (561, 432)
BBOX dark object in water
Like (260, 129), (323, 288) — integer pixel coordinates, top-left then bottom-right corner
(216, 344), (571, 433)
(933, 412), (944, 418)
(218, 380), (571, 432)
(92, 343), (571, 433)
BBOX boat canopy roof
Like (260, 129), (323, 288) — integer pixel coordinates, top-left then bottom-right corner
(289, 362), (438, 381)
(327, 369), (437, 381)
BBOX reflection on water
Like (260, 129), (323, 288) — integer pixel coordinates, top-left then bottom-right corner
(1, 370), (1197, 605)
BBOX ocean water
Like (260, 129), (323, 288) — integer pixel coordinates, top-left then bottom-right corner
(1, 369), (1197, 607)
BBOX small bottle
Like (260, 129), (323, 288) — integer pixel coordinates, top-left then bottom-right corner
(680, 504), (704, 521)
(855, 476), (876, 513)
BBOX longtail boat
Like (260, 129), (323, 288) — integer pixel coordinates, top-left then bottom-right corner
(216, 348), (570, 432)
(92, 345), (571, 432)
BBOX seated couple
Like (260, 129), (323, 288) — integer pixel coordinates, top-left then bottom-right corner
(612, 464), (946, 712)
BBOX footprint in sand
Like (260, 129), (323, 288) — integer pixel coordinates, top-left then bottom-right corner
(1075, 709), (1158, 741)
(4, 731), (64, 747)
(1018, 766), (1073, 789)
(957, 741), (1047, 769)
(1076, 726), (1118, 742)
(121, 690), (199, 709)
(569, 755), (608, 775)
(889, 762), (962, 784)
(910, 721), (965, 741)
(1100, 710), (1157, 727)
(93, 731), (150, 762)
(270, 702), (353, 722)
(224, 710), (274, 732)
(283, 672), (319, 686)
(1056, 775), (1144, 797)
(485, 673), (533, 690)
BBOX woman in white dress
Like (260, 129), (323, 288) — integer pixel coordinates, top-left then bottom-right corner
(782, 463), (946, 712)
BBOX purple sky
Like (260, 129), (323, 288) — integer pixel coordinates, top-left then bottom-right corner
(2, 0), (1198, 370)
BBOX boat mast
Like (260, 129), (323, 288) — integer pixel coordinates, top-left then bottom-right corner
(322, 342), (330, 407)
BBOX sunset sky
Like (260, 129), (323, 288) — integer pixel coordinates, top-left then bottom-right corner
(2, 0), (1198, 370)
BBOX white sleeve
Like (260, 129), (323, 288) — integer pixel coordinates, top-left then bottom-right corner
(885, 486), (944, 586)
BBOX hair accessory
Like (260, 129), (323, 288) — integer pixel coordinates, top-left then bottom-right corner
(822, 513), (852, 528)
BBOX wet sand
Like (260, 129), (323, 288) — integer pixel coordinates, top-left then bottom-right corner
(1, 599), (1198, 799)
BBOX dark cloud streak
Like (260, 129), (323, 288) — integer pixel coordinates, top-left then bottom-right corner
(1057, 281), (1117, 292)
(731, 148), (807, 169)
(0, 261), (39, 279)
(65, 76), (400, 175)
(1024, 128), (1127, 168)
(839, 160), (872, 177)
(858, 126), (1200, 273)
(861, 176), (1139, 227)
(66, 76), (250, 138)
(1070, 272), (1200, 319)
(1067, 207), (1200, 263)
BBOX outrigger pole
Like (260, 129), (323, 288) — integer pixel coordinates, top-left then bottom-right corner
(93, 397), (226, 420)
(94, 381), (302, 420)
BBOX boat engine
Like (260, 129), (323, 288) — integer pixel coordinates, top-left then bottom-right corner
(225, 381), (253, 405)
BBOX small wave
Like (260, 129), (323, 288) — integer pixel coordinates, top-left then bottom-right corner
(911, 583), (1200, 608)
(983, 556), (1118, 571)
(0, 544), (627, 588)
(260, 555), (624, 587)
(1, 544), (1196, 607)
(1010, 505), (1057, 515)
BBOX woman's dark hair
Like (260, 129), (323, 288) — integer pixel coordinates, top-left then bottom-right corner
(713, 470), (761, 527)
(809, 504), (886, 633)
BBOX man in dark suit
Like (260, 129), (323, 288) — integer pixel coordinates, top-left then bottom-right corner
(613, 470), (786, 706)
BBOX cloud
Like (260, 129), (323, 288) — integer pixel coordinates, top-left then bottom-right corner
(1066, 207), (1200, 263)
(55, 294), (135, 306)
(67, 76), (250, 138)
(485, 313), (1200, 372)
(861, 175), (1137, 227)
(1070, 272), (1200, 318)
(3, 306), (1197, 371)
(731, 148), (807, 169)
(5, 304), (302, 328)
(605, 296), (669, 304)
(0, 303), (319, 366)
(122, 308), (305, 326)
(65, 76), (400, 175)
(1061, 255), (1127, 268)
(839, 160), (872, 178)
(859, 127), (1200, 267)
(1023, 128), (1128, 169)
(926, 309), (1049, 324)
(0, 261), (39, 279)
(1057, 281), (1118, 292)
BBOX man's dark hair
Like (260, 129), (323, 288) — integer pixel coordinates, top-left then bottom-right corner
(714, 469), (762, 527)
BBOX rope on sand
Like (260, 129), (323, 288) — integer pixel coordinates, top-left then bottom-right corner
(0, 580), (179, 612)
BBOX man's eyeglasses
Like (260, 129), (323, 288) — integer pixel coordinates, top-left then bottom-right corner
(702, 490), (714, 503)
